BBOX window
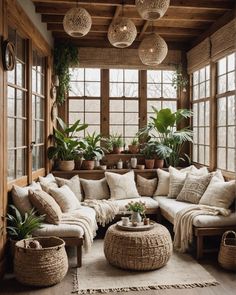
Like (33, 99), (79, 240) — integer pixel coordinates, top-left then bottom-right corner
(32, 50), (45, 171)
(147, 70), (177, 137)
(216, 53), (236, 172)
(109, 69), (139, 145)
(68, 68), (101, 136)
(7, 28), (27, 181)
(192, 65), (210, 166)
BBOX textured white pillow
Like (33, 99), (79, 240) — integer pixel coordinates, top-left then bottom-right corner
(154, 169), (170, 196)
(80, 178), (110, 200)
(200, 178), (235, 209)
(191, 166), (209, 176)
(39, 173), (56, 184)
(39, 173), (58, 193)
(49, 185), (81, 212)
(105, 170), (140, 200)
(56, 175), (82, 201)
(12, 182), (42, 215)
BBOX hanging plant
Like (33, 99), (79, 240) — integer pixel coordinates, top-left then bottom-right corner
(172, 64), (188, 91)
(54, 43), (79, 105)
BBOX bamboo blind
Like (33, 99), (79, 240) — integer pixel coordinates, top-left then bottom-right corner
(78, 47), (181, 70)
(187, 38), (211, 73)
(211, 19), (236, 61)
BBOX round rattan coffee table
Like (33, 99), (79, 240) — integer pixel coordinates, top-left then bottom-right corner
(104, 223), (173, 271)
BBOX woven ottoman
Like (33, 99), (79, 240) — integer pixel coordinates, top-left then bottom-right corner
(104, 223), (173, 271)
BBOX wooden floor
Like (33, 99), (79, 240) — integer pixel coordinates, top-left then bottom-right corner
(0, 245), (235, 295)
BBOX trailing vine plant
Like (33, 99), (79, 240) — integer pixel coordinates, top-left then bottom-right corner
(172, 64), (188, 91)
(54, 43), (79, 105)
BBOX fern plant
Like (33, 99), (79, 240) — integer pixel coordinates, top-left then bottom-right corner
(7, 205), (45, 241)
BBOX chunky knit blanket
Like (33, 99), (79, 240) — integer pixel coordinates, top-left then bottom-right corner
(82, 199), (120, 227)
(61, 211), (97, 252)
(173, 205), (231, 253)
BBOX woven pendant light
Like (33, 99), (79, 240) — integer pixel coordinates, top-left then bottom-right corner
(63, 7), (92, 37)
(136, 0), (170, 20)
(138, 33), (168, 65)
(108, 17), (137, 48)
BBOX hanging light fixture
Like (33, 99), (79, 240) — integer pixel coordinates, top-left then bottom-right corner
(138, 33), (168, 66)
(108, 2), (137, 48)
(63, 4), (92, 37)
(136, 0), (170, 20)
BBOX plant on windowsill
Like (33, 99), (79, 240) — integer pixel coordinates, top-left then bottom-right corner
(128, 137), (140, 154)
(54, 43), (79, 105)
(7, 205), (45, 257)
(47, 117), (88, 171)
(80, 132), (105, 170)
(140, 141), (156, 169)
(103, 134), (124, 154)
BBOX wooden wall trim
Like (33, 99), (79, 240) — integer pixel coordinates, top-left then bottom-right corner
(101, 69), (109, 137)
(6, 0), (51, 55)
(139, 70), (147, 129)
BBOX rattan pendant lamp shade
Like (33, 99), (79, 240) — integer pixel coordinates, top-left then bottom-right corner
(138, 33), (168, 65)
(136, 0), (170, 20)
(63, 6), (92, 37)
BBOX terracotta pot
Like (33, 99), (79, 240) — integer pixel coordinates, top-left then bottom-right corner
(112, 147), (122, 154)
(83, 160), (95, 170)
(154, 159), (164, 168)
(128, 145), (139, 154)
(58, 160), (75, 171)
(145, 159), (155, 169)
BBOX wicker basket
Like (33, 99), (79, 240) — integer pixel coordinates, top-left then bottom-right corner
(218, 231), (236, 271)
(14, 236), (68, 286)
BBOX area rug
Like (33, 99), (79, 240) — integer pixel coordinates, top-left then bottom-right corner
(73, 240), (218, 294)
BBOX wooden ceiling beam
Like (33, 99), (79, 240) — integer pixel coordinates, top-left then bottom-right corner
(33, 0), (235, 10)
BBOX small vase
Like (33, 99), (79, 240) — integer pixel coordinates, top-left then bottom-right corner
(131, 157), (137, 169)
(131, 211), (142, 224)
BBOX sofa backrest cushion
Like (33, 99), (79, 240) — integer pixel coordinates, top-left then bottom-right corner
(136, 175), (157, 197)
(80, 178), (110, 200)
(55, 175), (83, 202)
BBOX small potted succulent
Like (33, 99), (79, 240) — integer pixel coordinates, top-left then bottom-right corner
(103, 134), (124, 154)
(140, 142), (156, 169)
(128, 137), (139, 154)
(125, 201), (146, 224)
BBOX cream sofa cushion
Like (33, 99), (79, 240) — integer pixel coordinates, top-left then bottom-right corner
(39, 174), (58, 193)
(56, 175), (82, 202)
(105, 170), (140, 200)
(176, 173), (213, 204)
(49, 185), (81, 212)
(80, 178), (110, 200)
(29, 189), (62, 224)
(12, 182), (42, 215)
(154, 169), (170, 196)
(112, 197), (159, 213)
(168, 167), (190, 198)
(200, 178), (235, 209)
(39, 173), (56, 184)
(136, 175), (157, 197)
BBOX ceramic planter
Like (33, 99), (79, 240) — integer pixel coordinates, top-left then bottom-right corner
(154, 159), (164, 168)
(58, 160), (75, 171)
(128, 145), (139, 154)
(83, 160), (95, 170)
(112, 147), (122, 154)
(145, 159), (155, 169)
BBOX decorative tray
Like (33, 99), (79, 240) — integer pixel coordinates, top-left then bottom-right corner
(116, 221), (155, 231)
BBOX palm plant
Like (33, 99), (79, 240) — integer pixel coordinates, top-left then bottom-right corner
(139, 108), (193, 167)
(81, 132), (105, 161)
(7, 205), (45, 241)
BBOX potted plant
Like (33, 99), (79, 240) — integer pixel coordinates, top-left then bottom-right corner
(81, 132), (105, 170)
(7, 205), (45, 257)
(140, 142), (156, 169)
(47, 117), (88, 171)
(153, 141), (172, 168)
(103, 134), (124, 154)
(125, 201), (146, 224)
(128, 137), (139, 154)
(139, 108), (193, 167)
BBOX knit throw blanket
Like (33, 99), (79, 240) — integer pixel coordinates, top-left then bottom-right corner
(61, 211), (97, 252)
(173, 205), (231, 253)
(82, 199), (120, 227)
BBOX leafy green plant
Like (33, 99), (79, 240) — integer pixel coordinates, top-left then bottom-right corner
(81, 132), (105, 161)
(140, 142), (156, 159)
(172, 64), (188, 90)
(103, 134), (124, 151)
(125, 201), (146, 214)
(139, 108), (193, 166)
(7, 205), (45, 241)
(130, 137), (139, 146)
(54, 43), (79, 105)
(47, 117), (88, 161)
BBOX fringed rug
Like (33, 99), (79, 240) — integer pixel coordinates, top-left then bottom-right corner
(73, 240), (218, 294)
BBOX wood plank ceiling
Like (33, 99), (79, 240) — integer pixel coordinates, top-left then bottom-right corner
(32, 0), (235, 49)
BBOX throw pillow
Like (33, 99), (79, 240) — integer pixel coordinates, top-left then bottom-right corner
(28, 189), (62, 224)
(136, 175), (157, 197)
(55, 175), (82, 201)
(191, 166), (209, 176)
(176, 173), (213, 204)
(12, 182), (42, 215)
(80, 178), (110, 200)
(168, 166), (193, 198)
(200, 178), (235, 209)
(39, 173), (56, 184)
(105, 170), (140, 200)
(154, 169), (170, 196)
(39, 173), (58, 193)
(49, 185), (81, 212)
